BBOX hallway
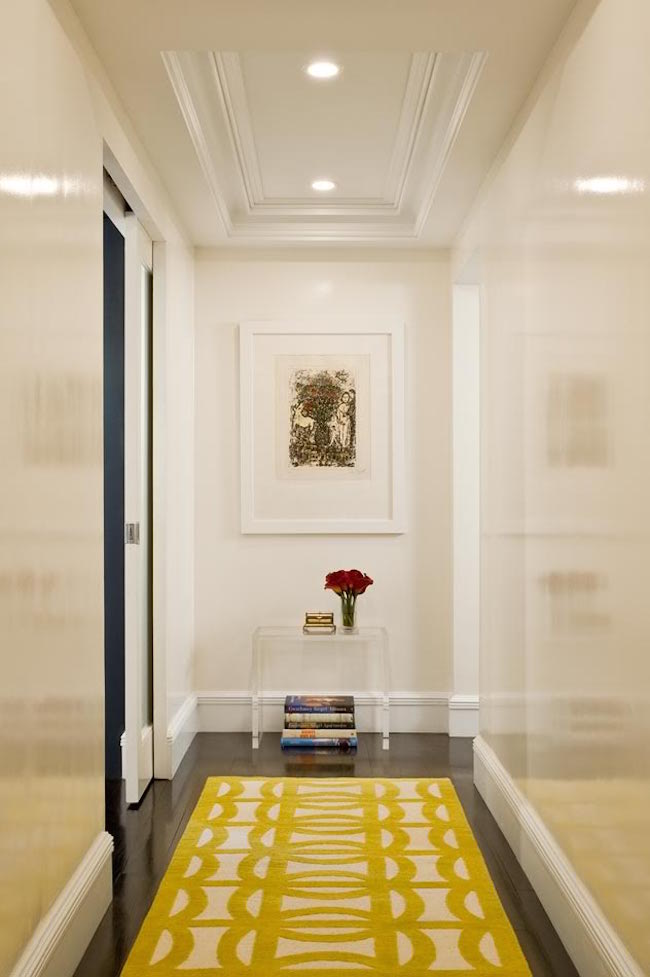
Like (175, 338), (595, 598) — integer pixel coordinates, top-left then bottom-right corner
(74, 735), (578, 977)
(3, 1), (650, 975)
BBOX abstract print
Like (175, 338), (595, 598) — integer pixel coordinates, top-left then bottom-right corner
(289, 369), (356, 468)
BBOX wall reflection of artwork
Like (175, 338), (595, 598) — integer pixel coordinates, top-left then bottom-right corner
(290, 368), (356, 468)
(539, 570), (610, 634)
(547, 373), (609, 468)
(23, 374), (101, 466)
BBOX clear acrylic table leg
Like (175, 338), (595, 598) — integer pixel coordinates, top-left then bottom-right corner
(382, 691), (390, 750)
(381, 629), (390, 749)
(252, 630), (262, 749)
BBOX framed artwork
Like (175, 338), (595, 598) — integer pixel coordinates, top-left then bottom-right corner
(239, 319), (405, 534)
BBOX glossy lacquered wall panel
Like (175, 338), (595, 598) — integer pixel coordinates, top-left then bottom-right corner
(0, 0), (104, 970)
(52, 0), (197, 773)
(466, 0), (650, 968)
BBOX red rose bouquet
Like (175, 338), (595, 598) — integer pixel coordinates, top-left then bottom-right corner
(324, 569), (373, 632)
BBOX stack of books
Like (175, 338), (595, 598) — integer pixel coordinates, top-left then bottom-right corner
(281, 695), (357, 751)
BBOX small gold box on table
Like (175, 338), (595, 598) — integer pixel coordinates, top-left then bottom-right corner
(302, 611), (336, 635)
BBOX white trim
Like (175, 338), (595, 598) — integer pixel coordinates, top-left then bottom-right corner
(198, 690), (448, 707)
(197, 690), (449, 734)
(451, 283), (480, 733)
(160, 51), (233, 236)
(150, 240), (170, 780)
(473, 736), (644, 977)
(239, 318), (405, 534)
(167, 694), (198, 778)
(161, 49), (486, 242)
(102, 157), (176, 788)
(123, 212), (154, 805)
(120, 724), (153, 783)
(210, 52), (266, 209)
(225, 220), (417, 243)
(413, 52), (488, 236)
(448, 694), (479, 737)
(385, 54), (438, 207)
(102, 172), (126, 233)
(9, 831), (113, 977)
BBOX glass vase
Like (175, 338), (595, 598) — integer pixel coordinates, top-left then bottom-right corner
(341, 594), (358, 634)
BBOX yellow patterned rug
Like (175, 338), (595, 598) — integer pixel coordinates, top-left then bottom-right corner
(121, 777), (531, 975)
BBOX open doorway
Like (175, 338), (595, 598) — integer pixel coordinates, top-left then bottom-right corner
(103, 186), (125, 780)
(103, 172), (154, 804)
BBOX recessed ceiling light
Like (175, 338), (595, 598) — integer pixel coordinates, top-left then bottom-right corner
(311, 179), (336, 192)
(306, 60), (340, 80)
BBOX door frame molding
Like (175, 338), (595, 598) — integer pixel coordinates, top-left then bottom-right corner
(103, 147), (170, 780)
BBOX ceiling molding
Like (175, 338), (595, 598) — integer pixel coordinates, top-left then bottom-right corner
(414, 50), (488, 236)
(211, 51), (264, 209)
(162, 48), (487, 243)
(162, 50), (233, 235)
(384, 52), (438, 208)
(226, 221), (417, 242)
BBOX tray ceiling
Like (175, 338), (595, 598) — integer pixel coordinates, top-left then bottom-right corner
(163, 50), (486, 242)
(67, 0), (580, 247)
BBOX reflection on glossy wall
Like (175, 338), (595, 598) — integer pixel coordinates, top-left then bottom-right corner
(0, 1), (104, 971)
(471, 0), (650, 968)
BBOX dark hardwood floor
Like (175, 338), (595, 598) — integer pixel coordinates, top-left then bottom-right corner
(74, 733), (579, 977)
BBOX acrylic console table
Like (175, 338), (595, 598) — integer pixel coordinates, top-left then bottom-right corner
(251, 626), (391, 750)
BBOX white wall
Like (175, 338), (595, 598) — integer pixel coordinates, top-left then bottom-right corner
(194, 251), (452, 725)
(51, 0), (196, 775)
(457, 0), (650, 973)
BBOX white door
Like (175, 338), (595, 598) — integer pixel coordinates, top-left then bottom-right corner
(124, 213), (154, 804)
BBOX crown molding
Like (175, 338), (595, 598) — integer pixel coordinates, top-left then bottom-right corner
(210, 51), (264, 209)
(386, 53), (438, 208)
(162, 50), (233, 235)
(414, 51), (488, 236)
(163, 48), (486, 243)
(225, 220), (418, 242)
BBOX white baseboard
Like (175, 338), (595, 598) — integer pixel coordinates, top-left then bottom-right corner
(120, 724), (153, 782)
(473, 736), (644, 977)
(9, 831), (113, 977)
(448, 694), (479, 737)
(196, 691), (449, 734)
(167, 693), (198, 778)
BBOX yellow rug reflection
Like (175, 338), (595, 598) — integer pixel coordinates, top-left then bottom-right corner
(121, 776), (531, 975)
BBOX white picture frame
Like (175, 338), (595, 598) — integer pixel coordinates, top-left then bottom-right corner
(239, 319), (405, 534)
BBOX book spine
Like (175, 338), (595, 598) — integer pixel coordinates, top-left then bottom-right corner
(284, 752), (355, 760)
(285, 699), (354, 713)
(281, 737), (358, 750)
(284, 712), (354, 724)
(282, 728), (357, 739)
(285, 721), (355, 730)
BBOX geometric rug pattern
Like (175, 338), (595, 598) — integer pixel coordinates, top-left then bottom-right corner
(120, 777), (531, 975)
